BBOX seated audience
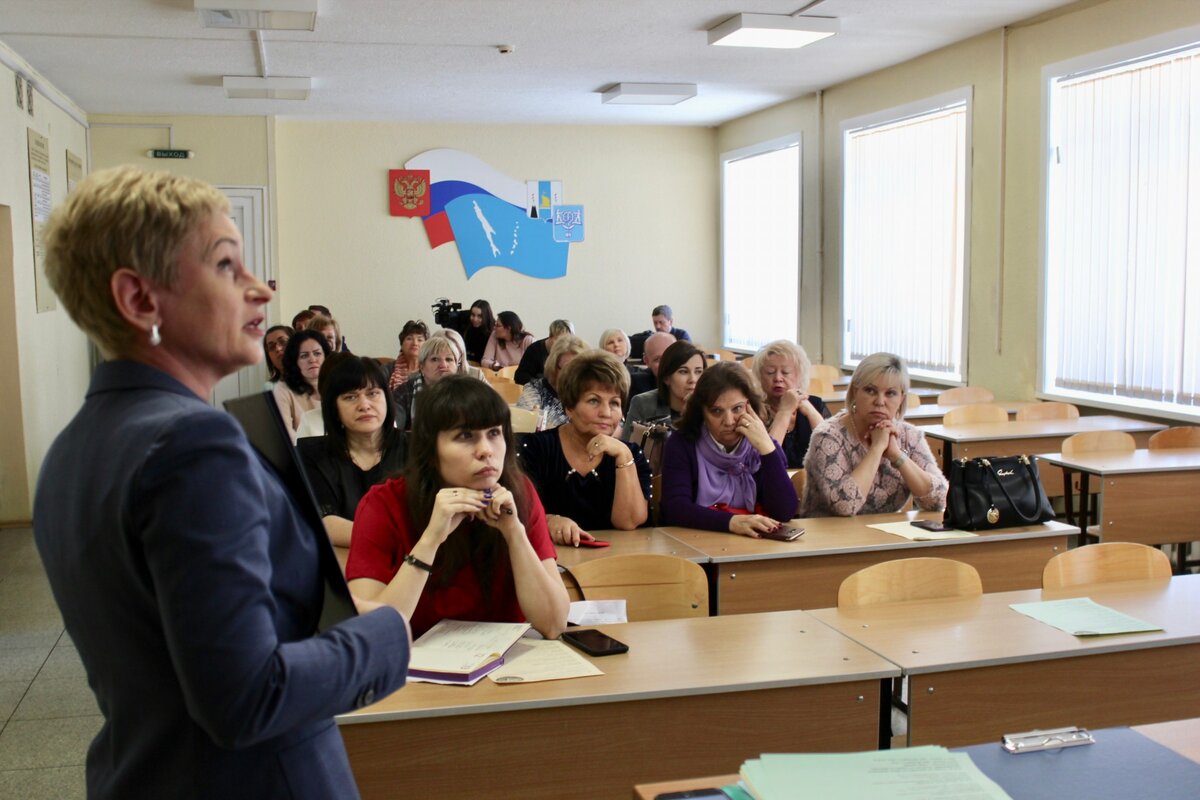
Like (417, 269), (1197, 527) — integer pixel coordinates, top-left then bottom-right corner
(520, 351), (651, 545)
(394, 336), (460, 431)
(272, 329), (330, 441)
(651, 304), (691, 342)
(297, 357), (406, 546)
(754, 340), (831, 469)
(463, 299), (495, 364)
(599, 328), (631, 363)
(802, 352), (948, 517)
(623, 340), (705, 438)
(515, 335), (587, 430)
(308, 313), (343, 353)
(296, 352), (350, 438)
(628, 330), (676, 397)
(440, 328), (487, 380)
(515, 319), (574, 384)
(262, 324), (292, 387)
(346, 375), (569, 639)
(482, 311), (535, 370)
(388, 319), (428, 392)
(660, 362), (798, 536)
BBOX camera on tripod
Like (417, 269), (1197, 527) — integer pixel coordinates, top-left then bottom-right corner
(431, 298), (467, 332)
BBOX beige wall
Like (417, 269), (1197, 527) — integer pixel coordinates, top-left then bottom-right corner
(274, 121), (719, 356)
(0, 52), (90, 520)
(88, 114), (270, 186)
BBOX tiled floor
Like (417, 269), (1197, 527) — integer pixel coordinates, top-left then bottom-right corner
(0, 528), (93, 799)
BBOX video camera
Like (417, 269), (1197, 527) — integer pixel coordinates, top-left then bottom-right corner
(431, 298), (467, 332)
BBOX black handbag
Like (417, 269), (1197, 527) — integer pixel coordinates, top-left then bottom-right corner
(629, 417), (673, 476)
(943, 455), (1056, 530)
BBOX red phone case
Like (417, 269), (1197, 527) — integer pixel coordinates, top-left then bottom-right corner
(576, 539), (610, 548)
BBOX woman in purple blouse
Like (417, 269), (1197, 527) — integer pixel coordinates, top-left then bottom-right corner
(660, 362), (799, 536)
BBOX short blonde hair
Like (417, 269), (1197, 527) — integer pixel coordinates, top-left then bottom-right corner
(848, 352), (911, 419)
(43, 166), (229, 357)
(543, 335), (589, 387)
(753, 340), (812, 404)
(557, 350), (631, 410)
(418, 335), (456, 364)
(598, 328), (631, 360)
(309, 314), (342, 350)
(439, 328), (469, 373)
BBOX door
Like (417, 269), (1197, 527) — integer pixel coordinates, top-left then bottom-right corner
(211, 187), (270, 408)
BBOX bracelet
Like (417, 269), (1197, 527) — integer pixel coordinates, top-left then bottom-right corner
(891, 452), (908, 469)
(403, 553), (434, 573)
(615, 458), (636, 470)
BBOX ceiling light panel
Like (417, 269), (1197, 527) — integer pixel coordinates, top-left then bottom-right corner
(601, 83), (697, 106)
(223, 76), (312, 100)
(196, 0), (318, 31)
(708, 13), (839, 49)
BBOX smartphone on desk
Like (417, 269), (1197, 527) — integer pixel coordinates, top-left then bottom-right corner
(910, 520), (955, 533)
(561, 629), (629, 657)
(655, 791), (729, 800)
(760, 525), (805, 542)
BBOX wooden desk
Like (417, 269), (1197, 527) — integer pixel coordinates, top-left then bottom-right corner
(922, 416), (1166, 496)
(338, 611), (899, 800)
(661, 512), (1074, 614)
(824, 386), (939, 414)
(904, 400), (1037, 427)
(631, 718), (1200, 799)
(809, 575), (1200, 747)
(1037, 448), (1200, 557)
(555, 528), (708, 570)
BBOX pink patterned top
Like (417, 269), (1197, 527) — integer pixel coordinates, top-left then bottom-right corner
(801, 411), (948, 517)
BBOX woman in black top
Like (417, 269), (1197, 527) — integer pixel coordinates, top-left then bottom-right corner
(753, 340), (831, 468)
(298, 356), (406, 546)
(519, 351), (651, 545)
(463, 299), (495, 364)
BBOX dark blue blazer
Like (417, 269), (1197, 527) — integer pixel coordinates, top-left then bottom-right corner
(34, 361), (410, 799)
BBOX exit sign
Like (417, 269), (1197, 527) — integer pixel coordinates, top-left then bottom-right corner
(146, 149), (194, 159)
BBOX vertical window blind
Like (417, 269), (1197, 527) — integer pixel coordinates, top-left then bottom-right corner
(1044, 44), (1200, 414)
(842, 100), (967, 381)
(721, 140), (800, 352)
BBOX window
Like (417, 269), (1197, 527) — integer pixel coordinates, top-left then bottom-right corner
(1043, 37), (1200, 418)
(841, 90), (970, 382)
(720, 135), (800, 352)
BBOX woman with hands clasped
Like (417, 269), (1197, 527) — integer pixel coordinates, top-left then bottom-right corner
(346, 374), (568, 639)
(754, 340), (831, 468)
(520, 351), (652, 546)
(801, 352), (947, 517)
(660, 362), (798, 537)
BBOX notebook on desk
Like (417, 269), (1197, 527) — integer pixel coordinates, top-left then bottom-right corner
(224, 391), (357, 633)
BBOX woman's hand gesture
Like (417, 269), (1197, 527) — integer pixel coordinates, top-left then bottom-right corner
(424, 487), (489, 545)
(546, 514), (594, 547)
(480, 484), (525, 542)
(729, 514), (780, 538)
(736, 406), (775, 455)
(585, 434), (630, 464)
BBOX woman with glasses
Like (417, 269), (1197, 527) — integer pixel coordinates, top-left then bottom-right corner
(262, 324), (292, 388)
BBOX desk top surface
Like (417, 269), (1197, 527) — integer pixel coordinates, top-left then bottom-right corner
(338, 609), (898, 725)
(826, 386), (940, 404)
(659, 512), (1074, 564)
(905, 400), (1037, 420)
(922, 415), (1167, 443)
(554, 527), (708, 568)
(1037, 448), (1200, 474)
(809, 574), (1200, 675)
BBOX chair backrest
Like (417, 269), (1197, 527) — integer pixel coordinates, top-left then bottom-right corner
(943, 404), (1009, 426)
(837, 557), (982, 609)
(790, 469), (807, 498)
(937, 386), (995, 405)
(486, 365), (519, 382)
(740, 356), (754, 373)
(1149, 426), (1200, 449)
(509, 406), (539, 433)
(489, 379), (523, 404)
(810, 364), (841, 384)
(1061, 430), (1136, 456)
(808, 377), (834, 396)
(1042, 543), (1172, 589)
(713, 348), (740, 363)
(1015, 402), (1079, 422)
(565, 554), (708, 621)
(905, 393), (921, 410)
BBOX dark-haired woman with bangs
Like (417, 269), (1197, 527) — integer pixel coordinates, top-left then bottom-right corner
(346, 374), (568, 639)
(272, 328), (330, 441)
(297, 357), (407, 547)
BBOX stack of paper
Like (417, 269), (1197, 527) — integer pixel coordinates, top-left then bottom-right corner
(739, 747), (1012, 800)
(1008, 597), (1163, 637)
(407, 620), (530, 685)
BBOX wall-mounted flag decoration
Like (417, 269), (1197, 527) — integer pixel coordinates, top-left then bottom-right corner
(552, 205), (584, 242)
(389, 169), (430, 216)
(404, 149), (579, 280)
(526, 180), (562, 220)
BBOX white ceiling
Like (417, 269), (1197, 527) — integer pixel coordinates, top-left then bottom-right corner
(2, 0), (1079, 126)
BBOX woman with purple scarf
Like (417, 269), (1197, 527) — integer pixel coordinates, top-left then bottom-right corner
(660, 362), (799, 536)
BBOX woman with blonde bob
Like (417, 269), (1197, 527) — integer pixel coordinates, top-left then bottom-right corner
(753, 340), (830, 469)
(802, 352), (947, 517)
(515, 334), (588, 429)
(394, 335), (461, 430)
(34, 166), (409, 798)
(598, 328), (631, 363)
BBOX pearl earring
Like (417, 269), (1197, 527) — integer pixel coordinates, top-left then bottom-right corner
(149, 323), (162, 347)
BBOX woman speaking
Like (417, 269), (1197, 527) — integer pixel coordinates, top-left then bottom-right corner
(34, 167), (411, 799)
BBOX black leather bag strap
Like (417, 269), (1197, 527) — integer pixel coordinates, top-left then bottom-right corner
(981, 459), (1049, 524)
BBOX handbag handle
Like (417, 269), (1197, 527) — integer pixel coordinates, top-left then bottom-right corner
(981, 458), (1049, 524)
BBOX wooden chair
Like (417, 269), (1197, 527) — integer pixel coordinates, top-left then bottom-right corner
(1149, 426), (1200, 449)
(486, 365), (519, 382)
(1042, 543), (1172, 589)
(740, 356), (754, 373)
(1061, 430), (1136, 456)
(488, 379), (523, 404)
(937, 386), (995, 405)
(562, 554), (708, 621)
(905, 393), (921, 411)
(790, 469), (807, 499)
(808, 377), (834, 396)
(1015, 402), (1079, 422)
(837, 557), (982, 609)
(713, 348), (740, 363)
(509, 406), (538, 433)
(810, 364), (841, 384)
(942, 403), (1008, 426)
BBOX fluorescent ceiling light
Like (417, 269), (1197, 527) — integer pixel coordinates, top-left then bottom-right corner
(601, 83), (697, 106)
(223, 76), (312, 100)
(708, 13), (838, 49)
(196, 0), (318, 31)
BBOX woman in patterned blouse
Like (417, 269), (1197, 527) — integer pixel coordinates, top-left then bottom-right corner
(801, 352), (947, 517)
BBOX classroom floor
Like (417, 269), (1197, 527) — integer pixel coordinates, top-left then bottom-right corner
(0, 527), (92, 800)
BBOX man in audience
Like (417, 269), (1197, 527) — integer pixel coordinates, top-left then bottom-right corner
(515, 319), (574, 384)
(628, 331), (675, 397)
(651, 304), (691, 342)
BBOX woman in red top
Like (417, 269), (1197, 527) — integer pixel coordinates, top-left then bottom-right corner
(347, 374), (569, 639)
